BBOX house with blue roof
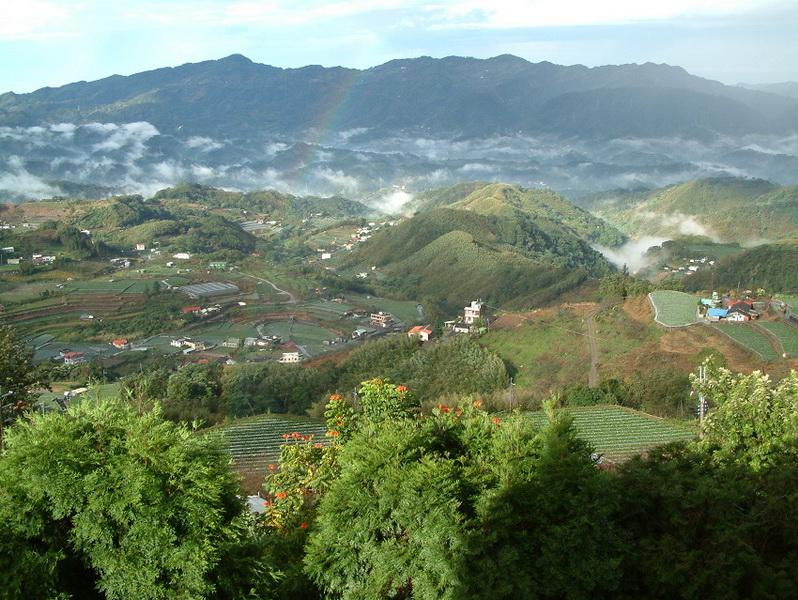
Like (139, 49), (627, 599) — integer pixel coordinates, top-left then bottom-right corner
(707, 308), (728, 321)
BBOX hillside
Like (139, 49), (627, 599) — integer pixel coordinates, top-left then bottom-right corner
(582, 177), (798, 242)
(348, 185), (615, 312)
(683, 240), (798, 292)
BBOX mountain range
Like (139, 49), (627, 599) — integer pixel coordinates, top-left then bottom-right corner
(2, 54), (798, 201)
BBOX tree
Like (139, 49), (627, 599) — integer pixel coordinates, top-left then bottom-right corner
(303, 397), (617, 599)
(0, 324), (41, 449)
(0, 398), (273, 599)
(691, 362), (798, 469)
(163, 364), (223, 425)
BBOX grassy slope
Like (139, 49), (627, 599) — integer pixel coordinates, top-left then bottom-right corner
(588, 177), (798, 242)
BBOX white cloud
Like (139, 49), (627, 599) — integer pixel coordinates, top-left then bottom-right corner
(425, 0), (782, 29)
(184, 136), (226, 152)
(0, 1), (77, 41)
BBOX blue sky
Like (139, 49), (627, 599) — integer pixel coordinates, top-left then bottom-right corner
(1, 0), (796, 93)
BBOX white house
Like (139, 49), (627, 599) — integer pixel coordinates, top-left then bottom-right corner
(279, 352), (301, 364)
(464, 300), (484, 325)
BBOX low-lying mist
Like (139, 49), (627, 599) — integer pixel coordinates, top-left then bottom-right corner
(2, 122), (798, 210)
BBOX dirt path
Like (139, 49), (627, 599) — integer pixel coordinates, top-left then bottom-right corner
(585, 300), (621, 387)
(585, 306), (601, 387)
(242, 273), (298, 303)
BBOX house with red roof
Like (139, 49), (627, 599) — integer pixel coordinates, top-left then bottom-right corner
(407, 325), (433, 342)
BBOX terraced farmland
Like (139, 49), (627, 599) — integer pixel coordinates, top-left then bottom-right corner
(648, 291), (699, 327)
(713, 323), (779, 361)
(211, 414), (328, 473)
(759, 321), (798, 357)
(528, 405), (695, 460)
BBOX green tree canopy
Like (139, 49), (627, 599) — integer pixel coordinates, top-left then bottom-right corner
(0, 398), (272, 599)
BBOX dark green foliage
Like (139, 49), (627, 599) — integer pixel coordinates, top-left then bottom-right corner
(562, 378), (627, 407)
(0, 399), (270, 599)
(163, 364), (224, 425)
(0, 324), (41, 444)
(684, 240), (798, 292)
(154, 183), (369, 221)
(614, 445), (798, 599)
(624, 367), (691, 418)
(184, 215), (257, 254)
(222, 363), (334, 417)
(599, 271), (652, 299)
(304, 404), (619, 599)
(333, 336), (509, 403)
(78, 195), (168, 229)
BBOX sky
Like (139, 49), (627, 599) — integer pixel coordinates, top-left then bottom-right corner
(1, 0), (796, 93)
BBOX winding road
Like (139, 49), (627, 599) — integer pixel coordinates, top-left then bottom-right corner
(242, 273), (298, 303)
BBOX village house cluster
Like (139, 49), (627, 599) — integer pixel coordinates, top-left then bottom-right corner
(700, 291), (769, 322)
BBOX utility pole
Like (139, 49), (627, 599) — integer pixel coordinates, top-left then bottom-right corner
(697, 365), (708, 438)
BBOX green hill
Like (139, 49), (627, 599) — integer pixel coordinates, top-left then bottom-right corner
(348, 185), (615, 313)
(153, 183), (371, 220)
(684, 239), (798, 292)
(414, 182), (625, 246)
(584, 177), (798, 242)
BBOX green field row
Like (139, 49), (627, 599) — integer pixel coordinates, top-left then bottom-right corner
(758, 321), (798, 357)
(528, 405), (694, 459)
(713, 323), (779, 361)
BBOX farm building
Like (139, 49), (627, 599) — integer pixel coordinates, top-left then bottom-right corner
(63, 351), (86, 366)
(464, 300), (485, 324)
(222, 337), (242, 349)
(707, 308), (728, 322)
(371, 312), (394, 328)
(278, 352), (302, 364)
(407, 325), (433, 342)
(177, 282), (240, 299)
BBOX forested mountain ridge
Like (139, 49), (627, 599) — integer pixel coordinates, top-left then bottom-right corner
(2, 54), (796, 139)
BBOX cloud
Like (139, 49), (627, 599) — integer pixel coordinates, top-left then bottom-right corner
(594, 235), (666, 273)
(375, 188), (413, 214)
(0, 156), (61, 199)
(0, 1), (76, 41)
(425, 0), (782, 29)
(184, 136), (226, 152)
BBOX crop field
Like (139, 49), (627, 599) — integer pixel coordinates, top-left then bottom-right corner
(348, 294), (422, 323)
(63, 279), (151, 294)
(649, 291), (699, 327)
(0, 282), (59, 304)
(259, 320), (340, 355)
(758, 321), (798, 357)
(712, 323), (779, 361)
(190, 322), (260, 343)
(210, 414), (328, 473)
(528, 405), (695, 460)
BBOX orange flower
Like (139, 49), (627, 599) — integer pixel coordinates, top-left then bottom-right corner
(491, 416), (501, 425)
(275, 491), (288, 500)
(473, 400), (483, 409)
(437, 403), (451, 413)
(299, 522), (308, 529)
(267, 463), (277, 471)
(314, 443), (323, 448)
(327, 430), (340, 437)
(329, 393), (342, 401)
(281, 434), (290, 439)
(396, 385), (408, 393)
